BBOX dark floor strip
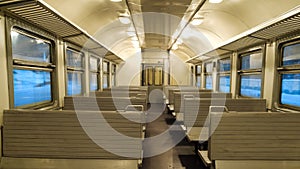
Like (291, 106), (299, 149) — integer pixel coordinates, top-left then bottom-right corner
(141, 104), (208, 169)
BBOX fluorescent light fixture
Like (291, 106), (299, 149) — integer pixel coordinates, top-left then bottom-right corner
(127, 31), (135, 36)
(110, 0), (122, 2)
(209, 0), (223, 3)
(131, 36), (138, 41)
(172, 44), (178, 50)
(191, 17), (204, 25)
(119, 16), (131, 24)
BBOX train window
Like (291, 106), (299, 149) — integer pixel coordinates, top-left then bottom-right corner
(66, 48), (84, 96)
(278, 40), (300, 108)
(238, 49), (264, 98)
(103, 61), (109, 89)
(89, 56), (100, 91)
(205, 75), (213, 89)
(204, 63), (213, 89)
(196, 65), (201, 87)
(240, 74), (262, 98)
(218, 57), (231, 92)
(10, 29), (54, 108)
(111, 64), (116, 86)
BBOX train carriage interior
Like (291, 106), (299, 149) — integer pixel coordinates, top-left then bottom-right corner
(0, 0), (300, 169)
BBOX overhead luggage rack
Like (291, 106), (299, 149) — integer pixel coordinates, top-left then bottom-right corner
(187, 5), (300, 62)
(0, 0), (123, 63)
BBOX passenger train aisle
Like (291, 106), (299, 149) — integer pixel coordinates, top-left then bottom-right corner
(0, 0), (300, 169)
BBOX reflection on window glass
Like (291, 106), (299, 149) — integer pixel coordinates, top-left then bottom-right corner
(205, 75), (213, 89)
(283, 43), (300, 66)
(241, 52), (262, 70)
(219, 58), (231, 72)
(90, 57), (98, 71)
(67, 72), (82, 96)
(13, 69), (51, 107)
(112, 74), (116, 87)
(196, 65), (202, 74)
(66, 49), (83, 68)
(90, 73), (98, 91)
(103, 74), (108, 89)
(219, 75), (230, 93)
(196, 76), (201, 87)
(103, 62), (109, 72)
(281, 74), (300, 107)
(205, 63), (213, 73)
(11, 30), (50, 63)
(240, 74), (261, 98)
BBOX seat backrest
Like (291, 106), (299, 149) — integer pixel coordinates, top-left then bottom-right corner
(3, 109), (144, 159)
(209, 111), (300, 161)
(184, 98), (266, 127)
(63, 96), (147, 111)
(173, 92), (232, 113)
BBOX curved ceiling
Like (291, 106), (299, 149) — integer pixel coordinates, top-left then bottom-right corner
(43, 0), (300, 60)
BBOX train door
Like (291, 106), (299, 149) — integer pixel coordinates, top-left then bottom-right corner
(142, 64), (164, 103)
(142, 64), (164, 86)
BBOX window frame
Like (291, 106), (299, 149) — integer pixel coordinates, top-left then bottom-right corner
(102, 60), (110, 89)
(195, 65), (202, 88)
(237, 46), (265, 98)
(7, 25), (57, 109)
(276, 38), (300, 110)
(204, 62), (213, 89)
(64, 44), (85, 96)
(111, 63), (117, 87)
(89, 55), (101, 91)
(217, 56), (232, 93)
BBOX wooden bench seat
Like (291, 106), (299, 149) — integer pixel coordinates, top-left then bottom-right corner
(173, 92), (232, 120)
(1, 109), (144, 169)
(63, 96), (147, 111)
(208, 111), (300, 169)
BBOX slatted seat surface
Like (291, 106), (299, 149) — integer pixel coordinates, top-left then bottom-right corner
(168, 89), (212, 105)
(173, 92), (232, 113)
(63, 96), (147, 111)
(209, 111), (300, 160)
(184, 98), (266, 128)
(90, 91), (146, 98)
(3, 109), (143, 159)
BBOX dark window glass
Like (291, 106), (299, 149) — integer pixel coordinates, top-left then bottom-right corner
(90, 73), (98, 91)
(219, 58), (231, 72)
(13, 69), (52, 107)
(282, 43), (300, 66)
(205, 75), (213, 89)
(240, 74), (261, 98)
(280, 74), (300, 107)
(241, 52), (262, 70)
(66, 49), (83, 68)
(219, 75), (230, 93)
(67, 72), (82, 96)
(11, 30), (50, 63)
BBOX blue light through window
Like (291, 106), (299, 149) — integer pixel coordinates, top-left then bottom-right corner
(67, 72), (82, 96)
(219, 75), (230, 93)
(282, 43), (300, 66)
(240, 74), (261, 98)
(205, 75), (213, 89)
(90, 73), (98, 91)
(281, 74), (300, 107)
(13, 69), (52, 107)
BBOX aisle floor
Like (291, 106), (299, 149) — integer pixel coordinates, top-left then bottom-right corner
(141, 104), (208, 169)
